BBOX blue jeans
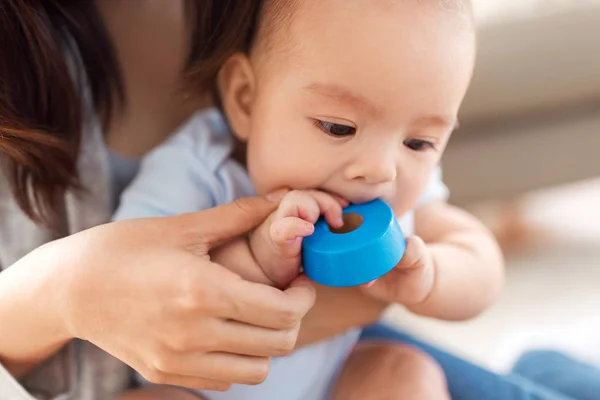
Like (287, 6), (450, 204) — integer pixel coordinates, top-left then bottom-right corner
(513, 350), (600, 400)
(359, 323), (579, 400)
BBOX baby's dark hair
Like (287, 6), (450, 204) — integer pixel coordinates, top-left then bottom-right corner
(185, 0), (300, 102)
(185, 1), (260, 95)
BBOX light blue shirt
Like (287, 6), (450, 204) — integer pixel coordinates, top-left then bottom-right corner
(114, 108), (450, 400)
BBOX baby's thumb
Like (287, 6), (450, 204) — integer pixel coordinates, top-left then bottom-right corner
(397, 236), (427, 270)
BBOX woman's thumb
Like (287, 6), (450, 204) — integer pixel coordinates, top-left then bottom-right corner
(177, 189), (289, 248)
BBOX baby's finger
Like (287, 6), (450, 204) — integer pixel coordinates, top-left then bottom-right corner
(325, 192), (350, 208)
(305, 190), (345, 228)
(276, 190), (321, 223)
(270, 217), (314, 246)
(396, 236), (428, 271)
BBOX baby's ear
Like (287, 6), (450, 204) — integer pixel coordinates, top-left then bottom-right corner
(217, 53), (255, 141)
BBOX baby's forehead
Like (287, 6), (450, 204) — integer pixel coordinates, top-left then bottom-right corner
(250, 0), (475, 121)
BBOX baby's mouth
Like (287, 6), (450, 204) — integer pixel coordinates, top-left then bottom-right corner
(316, 188), (377, 206)
(339, 193), (380, 206)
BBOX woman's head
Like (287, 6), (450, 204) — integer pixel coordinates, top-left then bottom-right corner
(216, 0), (475, 214)
(0, 0), (258, 226)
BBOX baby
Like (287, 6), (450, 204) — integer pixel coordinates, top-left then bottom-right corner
(115, 0), (504, 399)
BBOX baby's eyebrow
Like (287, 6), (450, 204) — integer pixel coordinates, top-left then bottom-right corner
(413, 115), (458, 130)
(302, 82), (383, 116)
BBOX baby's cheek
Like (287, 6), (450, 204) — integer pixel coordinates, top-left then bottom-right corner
(247, 160), (299, 195)
(390, 181), (428, 215)
(247, 144), (288, 191)
(248, 170), (276, 196)
(391, 201), (413, 219)
(246, 159), (271, 196)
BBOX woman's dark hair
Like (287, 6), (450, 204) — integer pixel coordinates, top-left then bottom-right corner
(0, 0), (123, 226)
(0, 0), (261, 227)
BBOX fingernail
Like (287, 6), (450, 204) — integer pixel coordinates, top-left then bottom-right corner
(305, 222), (315, 233)
(265, 188), (288, 202)
(336, 217), (344, 227)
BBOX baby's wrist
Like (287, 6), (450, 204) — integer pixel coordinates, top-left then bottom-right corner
(247, 229), (279, 286)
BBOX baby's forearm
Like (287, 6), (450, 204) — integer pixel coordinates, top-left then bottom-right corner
(210, 238), (274, 286)
(211, 227), (301, 289)
(409, 228), (504, 321)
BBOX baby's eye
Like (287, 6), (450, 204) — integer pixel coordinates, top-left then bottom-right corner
(314, 120), (356, 137)
(403, 138), (436, 152)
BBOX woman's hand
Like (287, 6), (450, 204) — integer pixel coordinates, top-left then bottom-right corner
(2, 192), (316, 391)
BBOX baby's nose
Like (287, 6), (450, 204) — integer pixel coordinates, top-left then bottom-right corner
(362, 164), (397, 184)
(345, 154), (397, 185)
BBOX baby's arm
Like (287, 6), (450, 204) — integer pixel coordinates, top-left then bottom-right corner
(363, 201), (504, 321)
(412, 201), (504, 319)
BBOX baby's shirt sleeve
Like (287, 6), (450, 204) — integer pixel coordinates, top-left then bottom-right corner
(113, 110), (254, 221)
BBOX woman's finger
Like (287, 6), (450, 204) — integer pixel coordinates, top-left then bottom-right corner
(140, 370), (233, 391)
(118, 386), (213, 399)
(223, 275), (316, 330)
(211, 318), (300, 357)
(159, 315), (300, 358)
(177, 191), (288, 248)
(147, 352), (271, 386)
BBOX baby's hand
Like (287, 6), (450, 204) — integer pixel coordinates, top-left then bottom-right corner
(360, 236), (436, 306)
(251, 190), (348, 288)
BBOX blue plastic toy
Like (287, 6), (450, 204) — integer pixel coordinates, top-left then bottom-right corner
(302, 199), (405, 287)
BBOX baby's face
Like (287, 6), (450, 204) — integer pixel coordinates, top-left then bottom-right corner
(230, 0), (475, 215)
